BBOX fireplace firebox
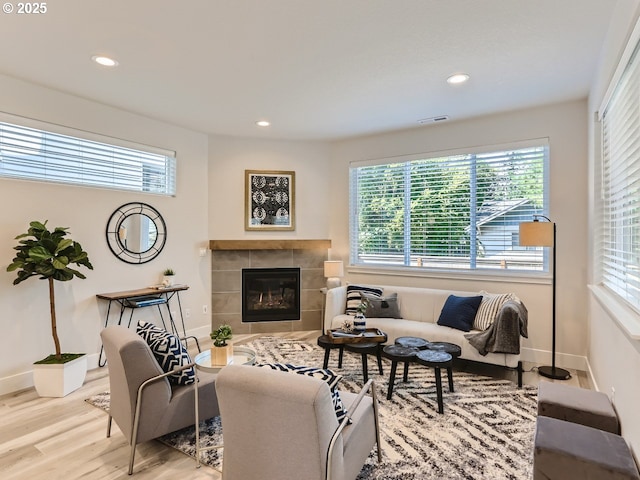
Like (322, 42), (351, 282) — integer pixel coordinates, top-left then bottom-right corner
(242, 268), (301, 322)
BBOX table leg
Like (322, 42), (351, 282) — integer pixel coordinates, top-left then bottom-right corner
(387, 361), (398, 400)
(376, 347), (384, 375)
(361, 353), (369, 383)
(434, 367), (444, 414)
(338, 346), (344, 368)
(403, 361), (410, 382)
(323, 347), (330, 369)
(447, 366), (454, 392)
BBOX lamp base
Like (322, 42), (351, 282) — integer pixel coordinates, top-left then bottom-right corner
(538, 365), (572, 380)
(326, 278), (341, 289)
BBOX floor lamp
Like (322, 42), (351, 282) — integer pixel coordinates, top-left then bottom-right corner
(519, 215), (571, 380)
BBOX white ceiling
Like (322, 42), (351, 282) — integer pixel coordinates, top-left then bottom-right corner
(0, 0), (617, 141)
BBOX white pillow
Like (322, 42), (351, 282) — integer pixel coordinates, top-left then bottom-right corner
(473, 291), (516, 331)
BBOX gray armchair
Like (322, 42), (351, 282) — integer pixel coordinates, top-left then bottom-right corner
(216, 364), (381, 480)
(100, 325), (220, 474)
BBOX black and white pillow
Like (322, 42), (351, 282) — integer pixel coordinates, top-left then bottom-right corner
(256, 363), (349, 423)
(137, 321), (195, 386)
(345, 285), (383, 315)
(473, 292), (517, 331)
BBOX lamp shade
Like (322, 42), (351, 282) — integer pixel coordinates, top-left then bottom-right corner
(324, 260), (344, 278)
(519, 221), (554, 247)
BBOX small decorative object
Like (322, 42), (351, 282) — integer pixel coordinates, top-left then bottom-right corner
(7, 220), (93, 397)
(341, 317), (354, 333)
(245, 170), (295, 231)
(354, 300), (368, 334)
(210, 324), (233, 366)
(162, 268), (175, 286)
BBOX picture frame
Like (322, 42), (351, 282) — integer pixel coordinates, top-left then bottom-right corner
(245, 170), (295, 231)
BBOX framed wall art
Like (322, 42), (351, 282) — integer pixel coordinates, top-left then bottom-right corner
(245, 170), (295, 231)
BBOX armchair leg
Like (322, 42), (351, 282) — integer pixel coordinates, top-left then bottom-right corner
(371, 381), (382, 463)
(128, 444), (136, 475)
(107, 415), (112, 438)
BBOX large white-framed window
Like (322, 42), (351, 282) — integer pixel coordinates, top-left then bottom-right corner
(0, 113), (176, 195)
(598, 23), (640, 313)
(349, 140), (549, 272)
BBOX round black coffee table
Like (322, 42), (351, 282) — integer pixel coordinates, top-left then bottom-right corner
(415, 349), (453, 414)
(317, 335), (345, 369)
(395, 336), (431, 350)
(426, 342), (461, 393)
(344, 341), (385, 382)
(382, 344), (419, 400)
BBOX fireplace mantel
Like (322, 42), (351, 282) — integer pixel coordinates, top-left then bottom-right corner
(209, 239), (331, 250)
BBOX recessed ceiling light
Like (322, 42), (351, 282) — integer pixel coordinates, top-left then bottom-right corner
(92, 55), (118, 67)
(447, 73), (470, 85)
(256, 120), (271, 127)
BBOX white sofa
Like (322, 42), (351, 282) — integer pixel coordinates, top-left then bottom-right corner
(324, 284), (524, 386)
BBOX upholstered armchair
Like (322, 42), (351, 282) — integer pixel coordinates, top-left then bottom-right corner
(100, 325), (220, 474)
(216, 364), (381, 480)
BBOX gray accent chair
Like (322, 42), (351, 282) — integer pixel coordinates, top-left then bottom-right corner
(216, 364), (382, 480)
(100, 325), (220, 475)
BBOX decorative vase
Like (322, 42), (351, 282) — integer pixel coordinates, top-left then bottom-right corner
(210, 344), (233, 366)
(354, 313), (367, 334)
(32, 354), (88, 397)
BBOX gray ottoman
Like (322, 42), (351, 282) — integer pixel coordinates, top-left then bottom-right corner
(538, 381), (619, 434)
(534, 416), (639, 480)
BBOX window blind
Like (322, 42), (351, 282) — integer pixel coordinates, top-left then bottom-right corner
(0, 119), (176, 195)
(600, 35), (640, 311)
(350, 142), (548, 272)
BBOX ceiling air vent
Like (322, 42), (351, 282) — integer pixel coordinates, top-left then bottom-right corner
(418, 115), (449, 125)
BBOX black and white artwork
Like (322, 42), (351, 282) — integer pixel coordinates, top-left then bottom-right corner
(245, 170), (295, 230)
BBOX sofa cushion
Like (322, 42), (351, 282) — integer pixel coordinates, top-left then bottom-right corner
(361, 291), (401, 318)
(255, 363), (348, 423)
(474, 292), (516, 331)
(136, 321), (195, 385)
(437, 295), (483, 332)
(345, 285), (383, 315)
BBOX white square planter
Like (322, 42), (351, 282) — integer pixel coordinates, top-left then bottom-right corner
(32, 354), (87, 397)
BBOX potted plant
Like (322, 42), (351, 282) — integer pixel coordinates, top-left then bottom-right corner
(210, 324), (233, 366)
(6, 220), (93, 397)
(162, 268), (175, 286)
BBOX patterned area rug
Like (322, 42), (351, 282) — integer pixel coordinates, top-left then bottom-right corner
(86, 336), (537, 479)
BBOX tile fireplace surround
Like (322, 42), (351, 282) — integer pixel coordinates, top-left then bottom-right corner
(210, 240), (331, 334)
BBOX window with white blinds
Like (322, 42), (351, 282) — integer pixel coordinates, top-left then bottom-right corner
(600, 33), (640, 311)
(0, 118), (176, 195)
(349, 142), (548, 272)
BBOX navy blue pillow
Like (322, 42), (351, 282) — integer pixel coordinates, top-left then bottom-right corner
(437, 295), (483, 332)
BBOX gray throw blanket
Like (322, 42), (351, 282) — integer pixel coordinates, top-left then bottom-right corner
(464, 300), (528, 355)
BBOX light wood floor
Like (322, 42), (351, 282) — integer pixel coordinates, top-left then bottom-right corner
(0, 331), (591, 480)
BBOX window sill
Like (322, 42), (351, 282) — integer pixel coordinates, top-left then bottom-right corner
(589, 284), (640, 340)
(347, 264), (552, 285)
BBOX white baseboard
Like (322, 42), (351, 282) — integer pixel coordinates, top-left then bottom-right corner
(0, 324), (211, 397)
(520, 347), (588, 372)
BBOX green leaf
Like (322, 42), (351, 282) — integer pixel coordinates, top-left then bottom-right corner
(52, 256), (69, 269)
(30, 220), (47, 230)
(28, 246), (53, 262)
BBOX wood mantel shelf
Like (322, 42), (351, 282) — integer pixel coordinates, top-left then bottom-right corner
(209, 239), (331, 250)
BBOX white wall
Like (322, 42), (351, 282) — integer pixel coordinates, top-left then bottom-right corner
(208, 134), (330, 240)
(587, 0), (640, 457)
(0, 75), (211, 395)
(329, 100), (589, 369)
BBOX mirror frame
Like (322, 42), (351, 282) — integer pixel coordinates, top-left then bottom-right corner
(106, 202), (167, 264)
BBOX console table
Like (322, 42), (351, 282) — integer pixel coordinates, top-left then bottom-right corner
(96, 285), (192, 367)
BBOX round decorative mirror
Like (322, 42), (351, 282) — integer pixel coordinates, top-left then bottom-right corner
(106, 202), (167, 264)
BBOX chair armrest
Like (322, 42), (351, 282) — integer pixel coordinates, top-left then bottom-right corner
(326, 379), (378, 480)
